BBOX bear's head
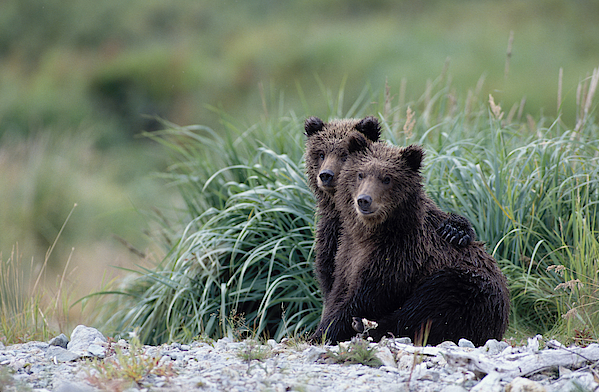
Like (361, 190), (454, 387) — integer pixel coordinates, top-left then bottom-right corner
(304, 116), (381, 197)
(339, 140), (425, 227)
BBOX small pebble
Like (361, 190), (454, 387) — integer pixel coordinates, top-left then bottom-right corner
(458, 338), (475, 348)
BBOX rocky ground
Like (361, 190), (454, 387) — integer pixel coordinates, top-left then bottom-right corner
(1, 325), (599, 391)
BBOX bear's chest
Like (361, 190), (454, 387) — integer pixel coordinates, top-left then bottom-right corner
(350, 241), (422, 296)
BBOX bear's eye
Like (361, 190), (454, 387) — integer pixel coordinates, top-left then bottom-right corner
(382, 176), (391, 185)
(319, 153), (325, 160)
(358, 173), (363, 180)
(341, 154), (348, 162)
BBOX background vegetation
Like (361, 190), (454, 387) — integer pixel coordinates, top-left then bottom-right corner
(1, 0), (598, 345)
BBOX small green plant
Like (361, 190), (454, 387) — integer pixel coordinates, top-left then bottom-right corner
(325, 337), (383, 368)
(407, 320), (433, 389)
(237, 339), (273, 363)
(223, 310), (253, 342)
(85, 332), (176, 392)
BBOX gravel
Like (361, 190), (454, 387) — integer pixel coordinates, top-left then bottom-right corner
(1, 325), (598, 391)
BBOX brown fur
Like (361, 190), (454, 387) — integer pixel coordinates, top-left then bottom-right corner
(304, 116), (380, 303)
(311, 139), (509, 346)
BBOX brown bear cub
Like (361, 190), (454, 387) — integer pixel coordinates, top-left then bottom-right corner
(310, 137), (509, 346)
(304, 116), (381, 302)
(304, 117), (476, 306)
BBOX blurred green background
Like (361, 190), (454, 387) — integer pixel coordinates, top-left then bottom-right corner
(1, 0), (598, 310)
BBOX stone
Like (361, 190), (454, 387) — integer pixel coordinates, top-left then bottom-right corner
(441, 386), (468, 392)
(54, 381), (96, 392)
(375, 346), (396, 367)
(302, 346), (326, 362)
(458, 338), (476, 348)
(505, 377), (547, 392)
(470, 372), (502, 392)
(67, 325), (107, 357)
(87, 343), (106, 358)
(49, 333), (69, 349)
(526, 335), (543, 353)
(481, 339), (509, 355)
(46, 346), (80, 363)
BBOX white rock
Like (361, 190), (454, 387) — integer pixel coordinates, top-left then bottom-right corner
(67, 325), (106, 356)
(505, 377), (547, 392)
(458, 338), (475, 348)
(441, 386), (468, 392)
(471, 372), (502, 392)
(481, 339), (509, 355)
(303, 346), (326, 362)
(526, 335), (543, 353)
(375, 346), (396, 367)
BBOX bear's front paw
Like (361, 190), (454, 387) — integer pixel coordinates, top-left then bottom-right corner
(438, 213), (476, 248)
(351, 317), (365, 333)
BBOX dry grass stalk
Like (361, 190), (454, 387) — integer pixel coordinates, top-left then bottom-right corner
(383, 78), (393, 121)
(403, 107), (416, 138)
(547, 264), (567, 276)
(517, 97), (526, 121)
(555, 279), (584, 291)
(489, 94), (504, 120)
(506, 102), (519, 124)
(584, 68), (599, 116)
(575, 67), (598, 132)
(557, 67), (564, 113)
(399, 77), (407, 111)
(505, 30), (514, 81)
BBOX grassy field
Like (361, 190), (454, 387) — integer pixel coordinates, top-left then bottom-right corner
(1, 0), (598, 345)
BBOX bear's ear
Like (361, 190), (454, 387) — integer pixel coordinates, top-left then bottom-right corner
(305, 117), (325, 136)
(401, 144), (424, 172)
(355, 116), (381, 142)
(347, 133), (370, 154)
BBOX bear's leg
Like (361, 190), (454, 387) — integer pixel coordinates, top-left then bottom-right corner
(372, 268), (506, 346)
(310, 281), (363, 344)
(310, 310), (358, 344)
(314, 216), (341, 302)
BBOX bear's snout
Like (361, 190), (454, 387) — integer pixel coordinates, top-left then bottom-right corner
(356, 194), (373, 213)
(319, 169), (335, 187)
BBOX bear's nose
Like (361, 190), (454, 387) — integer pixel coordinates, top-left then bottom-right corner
(319, 169), (334, 186)
(357, 194), (372, 212)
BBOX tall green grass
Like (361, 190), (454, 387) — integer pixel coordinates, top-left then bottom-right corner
(426, 117), (599, 336)
(99, 147), (319, 344)
(100, 70), (599, 345)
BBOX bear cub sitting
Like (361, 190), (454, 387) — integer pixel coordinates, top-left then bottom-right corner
(304, 116), (476, 306)
(311, 136), (510, 346)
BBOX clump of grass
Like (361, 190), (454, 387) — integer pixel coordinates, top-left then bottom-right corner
(545, 216), (599, 345)
(424, 113), (599, 339)
(98, 145), (322, 345)
(325, 337), (382, 368)
(0, 245), (50, 344)
(86, 332), (176, 392)
(237, 339), (273, 363)
(0, 206), (79, 344)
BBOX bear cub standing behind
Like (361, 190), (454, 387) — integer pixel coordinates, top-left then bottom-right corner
(304, 117), (381, 302)
(311, 136), (510, 346)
